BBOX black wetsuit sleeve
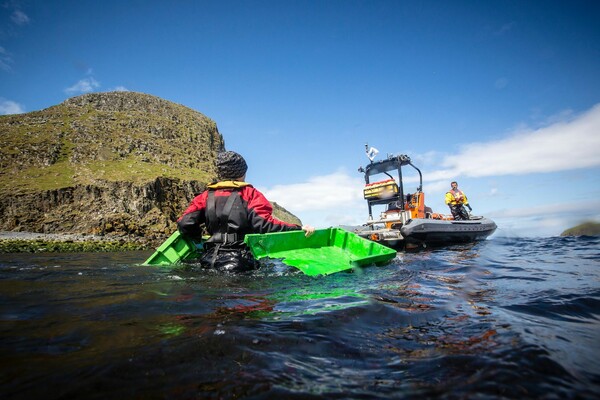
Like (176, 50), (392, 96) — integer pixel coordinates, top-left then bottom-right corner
(177, 192), (208, 241)
(177, 211), (204, 240)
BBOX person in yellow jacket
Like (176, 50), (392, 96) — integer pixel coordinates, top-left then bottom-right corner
(445, 181), (472, 220)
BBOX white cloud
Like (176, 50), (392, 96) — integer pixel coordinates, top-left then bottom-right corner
(437, 103), (600, 178)
(64, 77), (100, 95)
(262, 167), (600, 233)
(262, 170), (364, 213)
(0, 46), (13, 71)
(11, 10), (30, 25)
(422, 179), (451, 194)
(260, 170), (368, 227)
(487, 199), (599, 219)
(287, 205), (367, 228)
(111, 86), (129, 92)
(489, 199), (600, 237)
(0, 98), (24, 114)
(259, 104), (600, 233)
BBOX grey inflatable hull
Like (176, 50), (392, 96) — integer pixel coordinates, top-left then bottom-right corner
(400, 217), (497, 246)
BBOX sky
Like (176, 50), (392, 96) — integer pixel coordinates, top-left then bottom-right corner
(1, 0), (599, 237)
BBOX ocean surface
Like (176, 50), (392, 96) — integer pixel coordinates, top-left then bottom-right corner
(0, 236), (599, 399)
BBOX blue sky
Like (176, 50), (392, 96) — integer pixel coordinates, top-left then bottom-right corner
(1, 0), (599, 237)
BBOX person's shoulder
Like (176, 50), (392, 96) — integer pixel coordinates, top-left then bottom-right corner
(193, 189), (209, 199)
(241, 185), (271, 204)
(241, 184), (264, 198)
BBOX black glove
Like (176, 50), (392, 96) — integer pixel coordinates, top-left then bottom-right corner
(466, 204), (472, 211)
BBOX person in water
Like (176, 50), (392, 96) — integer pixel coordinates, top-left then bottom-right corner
(177, 150), (315, 271)
(445, 181), (472, 220)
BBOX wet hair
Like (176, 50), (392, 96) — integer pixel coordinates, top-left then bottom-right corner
(216, 151), (248, 180)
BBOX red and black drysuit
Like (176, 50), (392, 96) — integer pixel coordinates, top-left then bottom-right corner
(177, 181), (301, 271)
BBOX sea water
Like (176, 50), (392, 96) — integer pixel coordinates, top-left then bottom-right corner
(0, 236), (598, 399)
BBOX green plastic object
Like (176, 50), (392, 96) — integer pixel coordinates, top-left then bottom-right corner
(243, 228), (396, 276)
(143, 230), (200, 266)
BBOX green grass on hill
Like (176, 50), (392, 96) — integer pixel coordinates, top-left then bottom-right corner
(561, 221), (600, 236)
(0, 158), (213, 195)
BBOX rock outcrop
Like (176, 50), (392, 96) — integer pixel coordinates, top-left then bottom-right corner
(0, 177), (203, 240)
(0, 91), (301, 242)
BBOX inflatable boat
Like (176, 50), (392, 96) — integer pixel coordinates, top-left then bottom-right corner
(354, 146), (497, 249)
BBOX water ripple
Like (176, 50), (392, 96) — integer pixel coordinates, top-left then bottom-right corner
(1, 240), (599, 399)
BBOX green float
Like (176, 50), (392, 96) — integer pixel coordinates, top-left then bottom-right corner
(143, 228), (396, 276)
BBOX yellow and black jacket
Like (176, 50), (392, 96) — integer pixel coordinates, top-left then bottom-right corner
(445, 188), (469, 207)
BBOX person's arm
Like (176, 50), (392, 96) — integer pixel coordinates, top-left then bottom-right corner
(444, 192), (453, 205)
(176, 193), (207, 240)
(463, 194), (472, 211)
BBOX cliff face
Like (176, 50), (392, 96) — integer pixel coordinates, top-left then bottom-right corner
(0, 91), (301, 240)
(0, 177), (204, 240)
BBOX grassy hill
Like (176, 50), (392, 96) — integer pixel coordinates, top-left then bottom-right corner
(560, 221), (600, 236)
(0, 91), (301, 242)
(0, 91), (222, 194)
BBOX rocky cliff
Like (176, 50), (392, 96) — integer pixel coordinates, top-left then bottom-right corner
(0, 91), (301, 243)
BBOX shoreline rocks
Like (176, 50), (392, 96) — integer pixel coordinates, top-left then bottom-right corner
(0, 230), (155, 253)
